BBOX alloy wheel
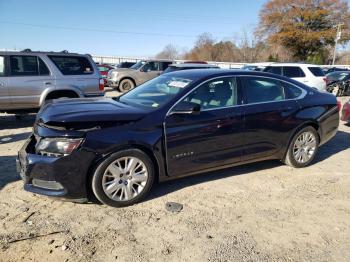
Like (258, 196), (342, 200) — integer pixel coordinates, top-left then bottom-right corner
(102, 157), (148, 201)
(292, 131), (317, 164)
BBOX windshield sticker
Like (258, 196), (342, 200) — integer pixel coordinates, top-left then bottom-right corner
(168, 81), (189, 88)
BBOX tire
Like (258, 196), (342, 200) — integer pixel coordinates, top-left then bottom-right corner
(91, 149), (155, 207)
(118, 79), (135, 93)
(284, 126), (319, 168)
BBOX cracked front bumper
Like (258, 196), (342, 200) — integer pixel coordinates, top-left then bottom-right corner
(17, 135), (96, 201)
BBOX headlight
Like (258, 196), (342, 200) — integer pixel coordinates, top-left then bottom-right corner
(36, 138), (83, 157)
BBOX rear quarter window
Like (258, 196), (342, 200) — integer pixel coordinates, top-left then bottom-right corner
(308, 67), (325, 77)
(282, 82), (303, 99)
(49, 55), (93, 75)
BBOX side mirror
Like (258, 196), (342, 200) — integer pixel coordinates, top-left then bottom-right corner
(170, 101), (200, 115)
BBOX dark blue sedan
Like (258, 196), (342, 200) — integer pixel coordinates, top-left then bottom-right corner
(17, 70), (339, 207)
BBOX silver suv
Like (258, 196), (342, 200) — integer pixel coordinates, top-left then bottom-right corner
(107, 59), (173, 92)
(0, 50), (104, 112)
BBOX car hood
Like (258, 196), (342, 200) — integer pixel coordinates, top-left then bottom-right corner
(37, 97), (147, 130)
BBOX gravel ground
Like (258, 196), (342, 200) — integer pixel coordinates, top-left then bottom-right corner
(0, 94), (349, 262)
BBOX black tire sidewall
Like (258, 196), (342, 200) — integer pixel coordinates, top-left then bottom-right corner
(286, 126), (320, 168)
(91, 149), (154, 207)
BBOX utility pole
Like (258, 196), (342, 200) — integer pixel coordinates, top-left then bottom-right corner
(332, 23), (344, 65)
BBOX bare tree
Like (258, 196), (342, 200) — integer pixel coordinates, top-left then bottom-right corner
(155, 44), (181, 60)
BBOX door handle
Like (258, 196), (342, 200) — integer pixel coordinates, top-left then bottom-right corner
(44, 82), (52, 85)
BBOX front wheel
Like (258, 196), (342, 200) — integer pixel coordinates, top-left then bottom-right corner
(118, 79), (135, 93)
(284, 126), (319, 168)
(91, 149), (155, 207)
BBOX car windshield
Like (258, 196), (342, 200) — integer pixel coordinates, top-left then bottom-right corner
(118, 75), (193, 110)
(130, 61), (146, 70)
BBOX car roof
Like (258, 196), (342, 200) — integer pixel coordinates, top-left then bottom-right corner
(0, 50), (88, 57)
(139, 59), (173, 62)
(170, 63), (219, 68)
(266, 63), (321, 67)
(163, 68), (291, 80)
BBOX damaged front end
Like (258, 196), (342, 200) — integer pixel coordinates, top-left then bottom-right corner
(17, 131), (96, 201)
(17, 97), (148, 201)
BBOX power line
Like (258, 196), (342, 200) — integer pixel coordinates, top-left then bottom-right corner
(0, 21), (197, 38)
(0, 21), (250, 40)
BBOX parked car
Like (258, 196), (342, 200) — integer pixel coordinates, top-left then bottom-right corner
(116, 62), (136, 68)
(183, 61), (208, 64)
(341, 100), (350, 122)
(107, 59), (173, 92)
(323, 67), (350, 75)
(0, 50), (104, 113)
(162, 63), (219, 74)
(17, 69), (339, 207)
(326, 71), (350, 96)
(326, 71), (350, 84)
(263, 63), (327, 91)
(242, 63), (273, 72)
(97, 64), (114, 86)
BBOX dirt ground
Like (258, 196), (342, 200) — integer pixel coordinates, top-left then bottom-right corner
(0, 94), (349, 262)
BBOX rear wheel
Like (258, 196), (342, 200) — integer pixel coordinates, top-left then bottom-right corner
(118, 79), (135, 93)
(91, 149), (154, 207)
(284, 126), (319, 168)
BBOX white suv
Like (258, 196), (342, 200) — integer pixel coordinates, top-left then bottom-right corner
(263, 63), (327, 91)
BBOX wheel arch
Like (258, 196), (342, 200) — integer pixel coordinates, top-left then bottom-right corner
(282, 121), (320, 160)
(119, 77), (136, 86)
(40, 88), (81, 106)
(85, 144), (161, 199)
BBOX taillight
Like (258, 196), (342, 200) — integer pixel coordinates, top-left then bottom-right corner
(337, 100), (341, 111)
(99, 78), (104, 91)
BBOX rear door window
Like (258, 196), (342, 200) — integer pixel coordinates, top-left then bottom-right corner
(242, 77), (285, 104)
(308, 67), (325, 77)
(10, 56), (39, 76)
(0, 56), (5, 76)
(49, 55), (93, 75)
(264, 66), (282, 75)
(283, 67), (305, 78)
